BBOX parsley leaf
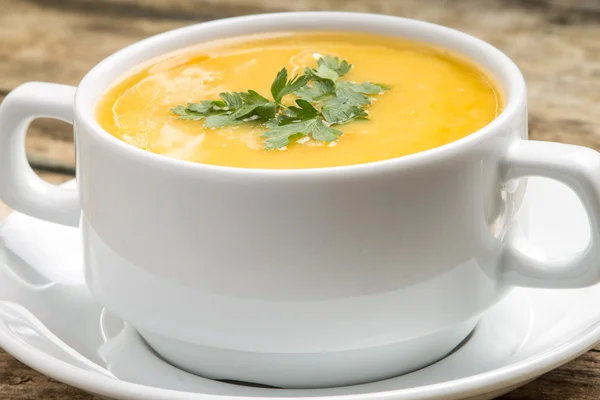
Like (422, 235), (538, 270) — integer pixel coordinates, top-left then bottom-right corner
(262, 121), (311, 150)
(171, 105), (205, 120)
(335, 86), (371, 106)
(318, 56), (352, 78)
(188, 100), (226, 113)
(172, 54), (389, 150)
(254, 102), (277, 120)
(262, 118), (342, 149)
(295, 80), (335, 102)
(338, 81), (390, 94)
(322, 98), (368, 125)
(241, 89), (270, 104)
(171, 100), (226, 120)
(304, 56), (353, 82)
(309, 119), (343, 142)
(219, 92), (243, 109)
(270, 68), (310, 103)
(204, 113), (240, 128)
(285, 99), (319, 120)
(308, 64), (340, 82)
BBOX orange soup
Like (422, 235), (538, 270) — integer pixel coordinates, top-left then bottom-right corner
(96, 32), (501, 169)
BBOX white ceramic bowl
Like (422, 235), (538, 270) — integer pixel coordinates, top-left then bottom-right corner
(2, 12), (600, 389)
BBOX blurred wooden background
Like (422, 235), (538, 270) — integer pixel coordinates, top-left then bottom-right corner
(0, 0), (599, 398)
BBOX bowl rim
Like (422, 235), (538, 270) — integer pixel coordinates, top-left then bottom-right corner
(75, 11), (526, 178)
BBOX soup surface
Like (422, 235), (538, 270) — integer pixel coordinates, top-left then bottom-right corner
(96, 32), (501, 169)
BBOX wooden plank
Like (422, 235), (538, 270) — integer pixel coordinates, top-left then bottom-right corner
(26, 119), (76, 173)
(0, 349), (99, 399)
(1, 1), (600, 398)
(0, 0), (598, 174)
(0, 94), (76, 173)
(502, 349), (600, 399)
(0, 0), (268, 89)
(22, 0), (267, 22)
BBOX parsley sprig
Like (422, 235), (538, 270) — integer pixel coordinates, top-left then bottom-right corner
(171, 56), (389, 150)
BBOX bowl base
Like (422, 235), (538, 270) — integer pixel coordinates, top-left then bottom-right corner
(138, 318), (478, 389)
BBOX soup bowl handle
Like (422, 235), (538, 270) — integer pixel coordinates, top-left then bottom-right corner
(501, 139), (600, 288)
(0, 82), (79, 227)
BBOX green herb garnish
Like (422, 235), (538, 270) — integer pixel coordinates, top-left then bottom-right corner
(171, 55), (389, 150)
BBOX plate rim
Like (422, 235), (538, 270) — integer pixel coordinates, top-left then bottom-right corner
(1, 288), (599, 400)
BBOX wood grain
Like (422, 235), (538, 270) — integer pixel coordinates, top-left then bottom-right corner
(0, 350), (99, 400)
(0, 0), (599, 398)
(1, 0), (599, 172)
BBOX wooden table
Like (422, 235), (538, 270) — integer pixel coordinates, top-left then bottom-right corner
(1, 0), (599, 398)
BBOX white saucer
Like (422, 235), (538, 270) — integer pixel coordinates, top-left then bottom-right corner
(1, 178), (599, 400)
